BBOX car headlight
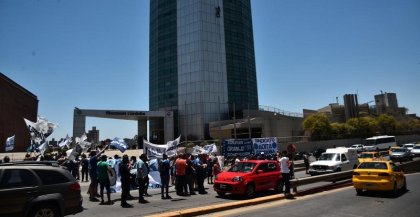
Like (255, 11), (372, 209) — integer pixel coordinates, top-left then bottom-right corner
(232, 176), (243, 182)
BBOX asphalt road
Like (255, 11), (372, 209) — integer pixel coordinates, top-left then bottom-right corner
(204, 172), (420, 217)
(72, 169), (325, 217)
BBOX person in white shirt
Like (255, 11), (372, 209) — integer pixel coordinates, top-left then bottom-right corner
(279, 150), (291, 196)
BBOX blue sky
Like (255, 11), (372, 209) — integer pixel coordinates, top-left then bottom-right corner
(1, 0), (419, 141)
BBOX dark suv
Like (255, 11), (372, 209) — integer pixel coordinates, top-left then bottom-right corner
(0, 161), (83, 217)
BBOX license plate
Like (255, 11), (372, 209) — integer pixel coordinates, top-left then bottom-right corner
(220, 184), (227, 189)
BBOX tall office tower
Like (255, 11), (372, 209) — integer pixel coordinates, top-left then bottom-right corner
(374, 92), (399, 115)
(149, 0), (258, 142)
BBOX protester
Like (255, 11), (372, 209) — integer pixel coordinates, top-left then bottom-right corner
(206, 156), (214, 184)
(144, 158), (151, 197)
(175, 153), (188, 196)
(195, 154), (207, 194)
(97, 155), (113, 205)
(119, 155), (133, 208)
(81, 154), (89, 182)
(159, 154), (171, 199)
(88, 145), (107, 202)
(279, 150), (292, 198)
(185, 154), (196, 195)
(136, 154), (149, 203)
(213, 158), (221, 177)
(303, 153), (310, 174)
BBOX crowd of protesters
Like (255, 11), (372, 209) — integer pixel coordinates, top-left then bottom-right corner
(1, 145), (297, 207)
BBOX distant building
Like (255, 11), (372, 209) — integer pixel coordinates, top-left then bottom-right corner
(209, 108), (303, 141)
(374, 92), (400, 115)
(0, 72), (38, 152)
(303, 92), (411, 123)
(87, 126), (99, 144)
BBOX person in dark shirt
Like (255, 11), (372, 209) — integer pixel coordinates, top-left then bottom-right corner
(159, 154), (171, 199)
(81, 154), (89, 182)
(119, 155), (133, 208)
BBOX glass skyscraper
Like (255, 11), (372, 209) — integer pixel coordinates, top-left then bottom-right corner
(149, 0), (258, 142)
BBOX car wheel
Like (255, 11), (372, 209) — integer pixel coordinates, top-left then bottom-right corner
(356, 189), (363, 196)
(29, 204), (60, 217)
(245, 184), (255, 199)
(402, 178), (407, 192)
(275, 181), (284, 193)
(217, 191), (226, 197)
(391, 182), (398, 197)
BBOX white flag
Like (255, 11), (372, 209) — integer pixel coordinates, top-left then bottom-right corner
(111, 137), (128, 153)
(58, 134), (72, 148)
(66, 148), (77, 161)
(38, 142), (47, 156)
(165, 136), (180, 157)
(5, 135), (15, 152)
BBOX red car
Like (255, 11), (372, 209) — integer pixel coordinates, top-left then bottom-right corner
(213, 160), (283, 198)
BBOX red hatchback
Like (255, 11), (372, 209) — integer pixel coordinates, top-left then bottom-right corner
(214, 160), (283, 198)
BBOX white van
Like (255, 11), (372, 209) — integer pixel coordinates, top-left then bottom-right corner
(309, 147), (359, 176)
(364, 135), (397, 151)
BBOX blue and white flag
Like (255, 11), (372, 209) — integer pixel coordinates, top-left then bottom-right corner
(37, 141), (47, 156)
(203, 143), (217, 154)
(5, 135), (15, 152)
(59, 134), (72, 149)
(111, 137), (128, 153)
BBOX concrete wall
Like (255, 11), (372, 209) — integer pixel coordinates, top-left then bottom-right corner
(279, 134), (420, 153)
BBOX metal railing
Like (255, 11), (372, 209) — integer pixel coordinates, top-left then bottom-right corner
(259, 105), (303, 118)
(290, 170), (353, 193)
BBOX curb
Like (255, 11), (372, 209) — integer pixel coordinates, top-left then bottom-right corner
(145, 193), (288, 217)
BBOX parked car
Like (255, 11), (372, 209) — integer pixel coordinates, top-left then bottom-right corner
(213, 160), (282, 198)
(389, 147), (412, 162)
(358, 152), (380, 163)
(351, 144), (364, 153)
(0, 161), (83, 217)
(410, 145), (420, 157)
(352, 160), (406, 196)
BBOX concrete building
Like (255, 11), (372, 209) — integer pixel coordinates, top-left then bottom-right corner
(375, 92), (399, 115)
(87, 126), (99, 144)
(209, 108), (304, 142)
(0, 72), (38, 152)
(149, 0), (258, 142)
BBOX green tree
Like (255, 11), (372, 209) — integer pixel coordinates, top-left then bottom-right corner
(303, 113), (332, 140)
(377, 114), (396, 135)
(346, 117), (378, 138)
(331, 122), (348, 139)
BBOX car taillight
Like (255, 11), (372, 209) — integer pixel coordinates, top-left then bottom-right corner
(69, 183), (81, 191)
(353, 172), (360, 176)
(378, 173), (390, 177)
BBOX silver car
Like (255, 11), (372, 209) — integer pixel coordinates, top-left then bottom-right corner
(411, 146), (420, 157)
(390, 148), (412, 162)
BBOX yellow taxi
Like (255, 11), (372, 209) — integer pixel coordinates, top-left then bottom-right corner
(352, 160), (407, 196)
(358, 152), (380, 163)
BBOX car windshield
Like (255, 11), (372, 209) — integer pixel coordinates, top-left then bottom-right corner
(414, 146), (420, 150)
(358, 162), (388, 170)
(359, 153), (374, 159)
(351, 145), (361, 148)
(393, 149), (407, 153)
(319, 153), (339, 161)
(228, 162), (257, 173)
(404, 144), (414, 148)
